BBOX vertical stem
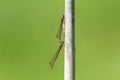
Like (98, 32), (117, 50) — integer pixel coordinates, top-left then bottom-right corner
(64, 0), (75, 80)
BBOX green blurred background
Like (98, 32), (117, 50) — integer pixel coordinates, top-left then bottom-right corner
(0, 0), (120, 80)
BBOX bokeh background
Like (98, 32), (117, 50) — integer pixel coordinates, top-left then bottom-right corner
(0, 0), (120, 80)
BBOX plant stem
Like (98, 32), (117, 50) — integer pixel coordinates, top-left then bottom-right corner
(64, 0), (75, 80)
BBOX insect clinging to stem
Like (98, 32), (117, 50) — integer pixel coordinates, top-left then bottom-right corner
(49, 14), (65, 69)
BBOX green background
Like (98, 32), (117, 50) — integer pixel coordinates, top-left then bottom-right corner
(0, 0), (120, 80)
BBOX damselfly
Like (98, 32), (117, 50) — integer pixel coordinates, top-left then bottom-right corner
(49, 14), (65, 69)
